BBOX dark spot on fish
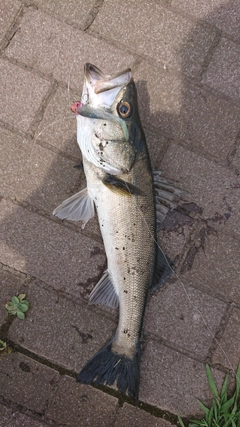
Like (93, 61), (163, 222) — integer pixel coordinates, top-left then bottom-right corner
(115, 247), (119, 250)
(123, 247), (125, 250)
(123, 277), (126, 281)
(124, 328), (129, 334)
(99, 143), (104, 151)
(103, 123), (107, 126)
(124, 289), (128, 293)
(106, 141), (108, 144)
(19, 362), (31, 372)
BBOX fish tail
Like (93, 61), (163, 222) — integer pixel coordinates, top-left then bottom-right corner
(77, 341), (140, 399)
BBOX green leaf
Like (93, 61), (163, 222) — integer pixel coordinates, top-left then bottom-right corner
(207, 405), (214, 425)
(177, 416), (186, 427)
(221, 374), (229, 403)
(17, 310), (25, 319)
(18, 293), (26, 301)
(206, 364), (219, 399)
(221, 395), (236, 413)
(19, 303), (29, 313)
(197, 400), (210, 416)
(235, 363), (240, 399)
(11, 296), (19, 305)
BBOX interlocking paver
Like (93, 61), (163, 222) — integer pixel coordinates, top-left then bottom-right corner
(115, 403), (172, 427)
(91, 0), (217, 78)
(213, 306), (240, 370)
(0, 0), (21, 45)
(6, 9), (134, 89)
(140, 340), (224, 417)
(0, 199), (105, 294)
(0, 59), (51, 133)
(0, 404), (50, 427)
(160, 144), (240, 236)
(134, 63), (240, 163)
(171, 0), (240, 42)
(0, 352), (59, 413)
(202, 37), (240, 102)
(182, 231), (240, 304)
(29, 0), (96, 28)
(34, 86), (80, 158)
(8, 280), (117, 371)
(0, 267), (27, 325)
(46, 375), (117, 427)
(144, 282), (226, 358)
(0, 127), (80, 213)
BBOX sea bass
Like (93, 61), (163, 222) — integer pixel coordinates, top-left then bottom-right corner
(53, 64), (181, 399)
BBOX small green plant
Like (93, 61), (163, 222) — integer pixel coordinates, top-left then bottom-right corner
(0, 340), (12, 357)
(178, 363), (240, 427)
(5, 294), (29, 319)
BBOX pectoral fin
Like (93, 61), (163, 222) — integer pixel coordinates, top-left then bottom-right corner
(53, 188), (94, 228)
(102, 174), (145, 196)
(89, 270), (118, 309)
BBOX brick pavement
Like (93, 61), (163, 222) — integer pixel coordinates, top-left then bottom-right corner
(0, 1), (240, 426)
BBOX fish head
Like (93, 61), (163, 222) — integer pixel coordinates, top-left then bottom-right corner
(73, 64), (144, 174)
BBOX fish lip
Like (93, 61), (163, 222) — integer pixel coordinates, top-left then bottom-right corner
(84, 63), (132, 94)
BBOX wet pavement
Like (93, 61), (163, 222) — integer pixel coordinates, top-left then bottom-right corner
(0, 1), (240, 426)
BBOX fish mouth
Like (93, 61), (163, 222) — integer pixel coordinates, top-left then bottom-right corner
(84, 63), (132, 95)
(71, 63), (132, 119)
(80, 63), (132, 109)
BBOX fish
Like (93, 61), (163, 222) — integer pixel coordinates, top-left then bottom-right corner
(53, 63), (183, 399)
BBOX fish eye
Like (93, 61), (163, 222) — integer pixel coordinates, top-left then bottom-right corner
(117, 101), (132, 118)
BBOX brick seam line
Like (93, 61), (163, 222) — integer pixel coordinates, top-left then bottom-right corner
(0, 344), (181, 426)
(206, 302), (236, 364)
(0, 398), (54, 426)
(227, 130), (240, 170)
(83, 0), (105, 32)
(0, 195), (104, 244)
(0, 3), (26, 52)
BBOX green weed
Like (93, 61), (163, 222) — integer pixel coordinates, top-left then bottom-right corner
(5, 293), (29, 319)
(178, 363), (240, 427)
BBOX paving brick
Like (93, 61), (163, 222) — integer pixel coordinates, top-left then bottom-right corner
(144, 282), (226, 358)
(0, 59), (51, 133)
(202, 37), (240, 102)
(115, 403), (172, 427)
(0, 404), (49, 427)
(34, 86), (80, 158)
(0, 0), (22, 45)
(29, 0), (95, 29)
(91, 0), (217, 78)
(46, 375), (117, 427)
(0, 199), (105, 294)
(134, 63), (240, 163)
(0, 268), (27, 325)
(140, 340), (224, 417)
(0, 352), (59, 413)
(160, 144), (240, 236)
(171, 0), (240, 42)
(9, 280), (117, 371)
(213, 306), (240, 370)
(182, 231), (240, 305)
(0, 127), (80, 214)
(6, 9), (134, 89)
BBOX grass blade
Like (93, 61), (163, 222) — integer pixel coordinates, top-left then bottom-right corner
(206, 364), (219, 399)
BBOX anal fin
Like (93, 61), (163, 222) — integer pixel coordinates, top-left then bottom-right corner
(53, 188), (94, 229)
(89, 270), (118, 309)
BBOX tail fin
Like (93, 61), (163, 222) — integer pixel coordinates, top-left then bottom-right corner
(77, 341), (140, 399)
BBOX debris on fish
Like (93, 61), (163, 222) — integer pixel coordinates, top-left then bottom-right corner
(53, 63), (184, 399)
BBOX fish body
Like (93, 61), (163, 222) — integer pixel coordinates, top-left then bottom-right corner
(53, 64), (180, 398)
